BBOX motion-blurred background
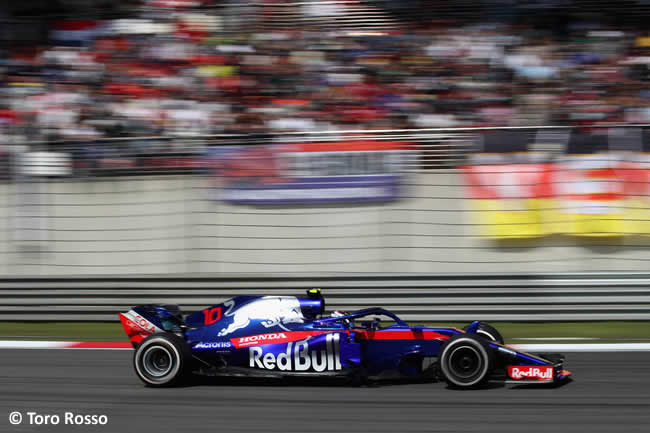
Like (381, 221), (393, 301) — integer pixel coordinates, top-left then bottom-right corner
(1, 1), (650, 324)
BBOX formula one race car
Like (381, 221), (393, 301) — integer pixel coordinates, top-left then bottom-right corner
(119, 289), (571, 388)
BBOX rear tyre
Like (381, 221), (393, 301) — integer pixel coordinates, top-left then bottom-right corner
(134, 334), (191, 387)
(439, 334), (494, 388)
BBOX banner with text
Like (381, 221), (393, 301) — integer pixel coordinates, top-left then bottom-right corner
(209, 141), (411, 204)
(463, 153), (650, 238)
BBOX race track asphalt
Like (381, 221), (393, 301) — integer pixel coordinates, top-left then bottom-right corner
(1, 349), (649, 433)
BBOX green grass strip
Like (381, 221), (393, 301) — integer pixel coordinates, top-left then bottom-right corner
(0, 322), (125, 341)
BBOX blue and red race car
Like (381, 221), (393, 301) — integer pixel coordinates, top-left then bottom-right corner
(119, 289), (571, 388)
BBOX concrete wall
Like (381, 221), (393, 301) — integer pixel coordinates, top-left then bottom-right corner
(0, 172), (647, 275)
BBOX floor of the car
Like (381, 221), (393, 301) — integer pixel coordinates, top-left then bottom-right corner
(194, 365), (355, 378)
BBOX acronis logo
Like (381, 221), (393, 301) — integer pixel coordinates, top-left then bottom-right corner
(194, 342), (232, 349)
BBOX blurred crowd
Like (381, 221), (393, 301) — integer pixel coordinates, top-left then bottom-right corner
(1, 2), (650, 148)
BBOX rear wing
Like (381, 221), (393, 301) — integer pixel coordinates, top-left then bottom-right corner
(118, 304), (184, 346)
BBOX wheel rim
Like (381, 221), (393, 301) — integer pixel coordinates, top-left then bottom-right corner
(448, 345), (483, 380)
(142, 346), (174, 378)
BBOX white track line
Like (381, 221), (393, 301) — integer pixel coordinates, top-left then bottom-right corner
(0, 341), (68, 349)
(511, 337), (602, 341)
(0, 341), (131, 350)
(513, 343), (650, 352)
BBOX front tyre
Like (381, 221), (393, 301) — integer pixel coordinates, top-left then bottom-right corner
(134, 334), (191, 387)
(475, 322), (504, 345)
(439, 334), (494, 388)
(462, 322), (505, 344)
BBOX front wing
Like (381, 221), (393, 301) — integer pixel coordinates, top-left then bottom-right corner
(493, 344), (572, 384)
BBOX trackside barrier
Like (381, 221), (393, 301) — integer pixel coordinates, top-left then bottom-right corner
(3, 124), (650, 276)
(1, 274), (649, 321)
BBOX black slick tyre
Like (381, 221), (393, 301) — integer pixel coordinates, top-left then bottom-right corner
(133, 333), (191, 387)
(475, 322), (504, 345)
(439, 333), (494, 389)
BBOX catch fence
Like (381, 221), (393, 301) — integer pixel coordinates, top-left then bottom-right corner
(1, 124), (649, 276)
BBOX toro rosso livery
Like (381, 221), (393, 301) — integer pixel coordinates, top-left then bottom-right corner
(119, 290), (571, 388)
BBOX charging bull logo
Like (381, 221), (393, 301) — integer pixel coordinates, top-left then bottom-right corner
(249, 334), (342, 372)
(218, 296), (304, 337)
